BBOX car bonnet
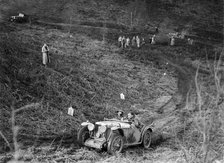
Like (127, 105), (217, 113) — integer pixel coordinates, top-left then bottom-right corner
(96, 121), (131, 128)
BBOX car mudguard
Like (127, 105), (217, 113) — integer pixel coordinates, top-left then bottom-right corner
(140, 126), (153, 141)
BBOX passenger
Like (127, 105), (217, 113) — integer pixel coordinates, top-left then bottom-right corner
(118, 36), (122, 47)
(127, 112), (142, 128)
(136, 36), (140, 48)
(170, 36), (175, 46)
(42, 43), (50, 66)
(151, 35), (156, 45)
(131, 36), (136, 47)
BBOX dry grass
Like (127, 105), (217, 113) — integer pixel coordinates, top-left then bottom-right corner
(0, 22), (177, 159)
(0, 18), (223, 163)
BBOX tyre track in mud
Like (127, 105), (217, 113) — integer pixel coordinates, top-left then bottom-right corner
(123, 46), (210, 113)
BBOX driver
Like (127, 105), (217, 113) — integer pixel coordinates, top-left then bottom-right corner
(127, 112), (142, 128)
(116, 110), (124, 121)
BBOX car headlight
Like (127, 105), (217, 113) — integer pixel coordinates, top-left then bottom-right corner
(98, 125), (107, 133)
(87, 123), (95, 131)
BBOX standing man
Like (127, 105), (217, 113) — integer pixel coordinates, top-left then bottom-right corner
(170, 36), (175, 46)
(155, 26), (159, 34)
(151, 35), (156, 45)
(42, 43), (49, 66)
(121, 36), (125, 48)
(125, 37), (130, 48)
(141, 37), (145, 46)
(136, 36), (140, 48)
(131, 36), (136, 47)
(188, 38), (193, 45)
(118, 36), (122, 47)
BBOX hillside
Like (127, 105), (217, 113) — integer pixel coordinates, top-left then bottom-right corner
(0, 0), (224, 163)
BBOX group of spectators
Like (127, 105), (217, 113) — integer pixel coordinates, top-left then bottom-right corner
(118, 31), (194, 48)
(118, 35), (145, 49)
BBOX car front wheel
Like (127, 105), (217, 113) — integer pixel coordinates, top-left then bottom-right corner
(107, 133), (124, 154)
(142, 130), (152, 149)
(77, 126), (90, 146)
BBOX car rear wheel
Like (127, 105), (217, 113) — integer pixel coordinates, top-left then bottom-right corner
(107, 133), (124, 154)
(142, 130), (152, 149)
(77, 126), (90, 146)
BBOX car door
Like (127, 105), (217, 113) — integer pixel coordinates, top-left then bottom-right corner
(123, 125), (141, 144)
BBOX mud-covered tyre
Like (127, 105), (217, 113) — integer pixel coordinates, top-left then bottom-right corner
(142, 130), (152, 149)
(107, 133), (124, 154)
(77, 126), (90, 146)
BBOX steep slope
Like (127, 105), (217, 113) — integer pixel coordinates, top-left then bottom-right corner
(0, 0), (223, 162)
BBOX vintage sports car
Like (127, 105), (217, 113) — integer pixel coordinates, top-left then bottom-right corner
(77, 119), (153, 154)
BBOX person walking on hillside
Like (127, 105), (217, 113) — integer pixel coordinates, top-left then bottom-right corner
(151, 35), (156, 45)
(136, 36), (140, 48)
(118, 36), (122, 47)
(42, 43), (49, 66)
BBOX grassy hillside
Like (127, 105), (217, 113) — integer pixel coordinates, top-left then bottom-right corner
(0, 0), (224, 162)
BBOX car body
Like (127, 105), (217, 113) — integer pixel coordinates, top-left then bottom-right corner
(77, 119), (153, 154)
(9, 13), (29, 23)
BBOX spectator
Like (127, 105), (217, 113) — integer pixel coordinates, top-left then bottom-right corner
(136, 36), (140, 48)
(121, 36), (125, 48)
(188, 38), (193, 45)
(131, 36), (136, 47)
(151, 35), (156, 45)
(42, 44), (49, 66)
(155, 26), (159, 33)
(125, 37), (130, 48)
(141, 37), (145, 46)
(118, 36), (122, 47)
(170, 36), (175, 46)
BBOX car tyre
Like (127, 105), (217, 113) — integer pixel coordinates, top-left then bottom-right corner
(77, 126), (90, 146)
(142, 130), (152, 149)
(107, 133), (124, 154)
